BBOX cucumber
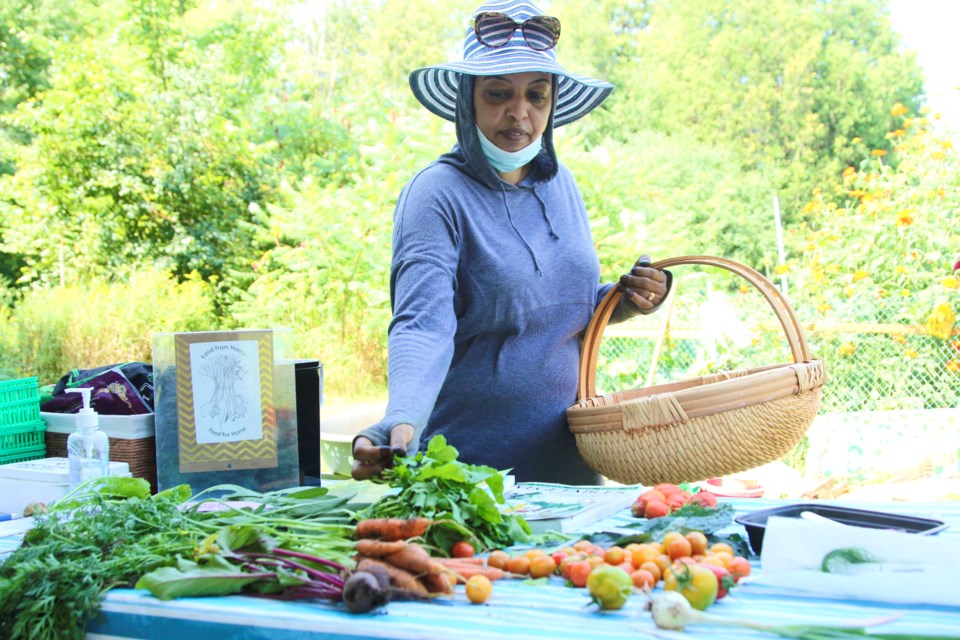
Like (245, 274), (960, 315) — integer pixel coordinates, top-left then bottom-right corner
(821, 546), (880, 574)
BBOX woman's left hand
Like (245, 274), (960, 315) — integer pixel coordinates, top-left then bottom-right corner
(618, 254), (669, 311)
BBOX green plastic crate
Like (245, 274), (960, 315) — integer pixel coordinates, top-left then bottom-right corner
(0, 376), (40, 405)
(0, 377), (45, 463)
(0, 421), (46, 464)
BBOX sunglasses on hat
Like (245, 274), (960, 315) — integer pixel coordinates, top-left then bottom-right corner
(472, 11), (561, 51)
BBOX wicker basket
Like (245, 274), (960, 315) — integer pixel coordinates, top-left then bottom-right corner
(567, 255), (826, 486)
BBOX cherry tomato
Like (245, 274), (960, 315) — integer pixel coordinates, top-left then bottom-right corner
(550, 550), (568, 568)
(451, 541), (475, 558)
(603, 546), (626, 565)
(529, 554), (558, 578)
(667, 536), (693, 561)
(505, 555), (531, 575)
(465, 575), (492, 604)
(728, 556), (753, 582)
(664, 562), (718, 611)
(567, 560), (593, 588)
(486, 550), (509, 569)
(630, 568), (656, 590)
(685, 531), (709, 556)
(586, 565), (633, 610)
(697, 562), (733, 599)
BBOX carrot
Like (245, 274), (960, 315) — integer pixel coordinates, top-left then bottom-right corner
(356, 557), (429, 596)
(355, 538), (408, 557)
(384, 543), (445, 576)
(421, 571), (455, 595)
(355, 517), (432, 541)
(442, 563), (505, 583)
(436, 556), (485, 566)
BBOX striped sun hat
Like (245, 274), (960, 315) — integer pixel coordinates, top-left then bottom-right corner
(409, 0), (614, 127)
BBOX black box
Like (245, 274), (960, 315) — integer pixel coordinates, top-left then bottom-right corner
(293, 360), (323, 480)
(735, 502), (948, 555)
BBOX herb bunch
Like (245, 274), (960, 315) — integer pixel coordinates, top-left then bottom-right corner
(361, 435), (532, 553)
(0, 477), (357, 640)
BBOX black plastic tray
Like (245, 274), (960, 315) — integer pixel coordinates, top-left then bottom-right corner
(735, 503), (949, 555)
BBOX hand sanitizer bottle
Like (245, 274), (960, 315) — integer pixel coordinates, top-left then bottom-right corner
(66, 387), (110, 489)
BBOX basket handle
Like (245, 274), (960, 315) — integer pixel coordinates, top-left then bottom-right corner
(578, 255), (812, 401)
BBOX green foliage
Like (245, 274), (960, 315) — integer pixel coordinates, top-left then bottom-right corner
(556, 0), (924, 219)
(8, 268), (214, 384)
(561, 130), (776, 269)
(0, 0), (949, 414)
(791, 113), (960, 410)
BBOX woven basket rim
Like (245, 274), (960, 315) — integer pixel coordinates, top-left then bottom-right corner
(569, 359), (824, 424)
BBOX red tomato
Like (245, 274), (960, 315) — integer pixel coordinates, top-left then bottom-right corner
(567, 560), (593, 588)
(645, 500), (670, 518)
(451, 541), (475, 558)
(692, 490), (718, 508)
(550, 550), (568, 568)
(653, 483), (682, 496)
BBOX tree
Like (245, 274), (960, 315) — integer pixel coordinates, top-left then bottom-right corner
(555, 0), (924, 228)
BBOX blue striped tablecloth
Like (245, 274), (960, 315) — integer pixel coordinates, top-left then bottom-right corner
(78, 498), (960, 639)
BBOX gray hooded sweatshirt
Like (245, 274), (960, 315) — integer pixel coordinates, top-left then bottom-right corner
(358, 76), (645, 484)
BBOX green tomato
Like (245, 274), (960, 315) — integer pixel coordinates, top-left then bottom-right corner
(664, 563), (718, 611)
(586, 565), (633, 611)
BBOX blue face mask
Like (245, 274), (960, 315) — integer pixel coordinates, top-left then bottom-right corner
(476, 126), (543, 174)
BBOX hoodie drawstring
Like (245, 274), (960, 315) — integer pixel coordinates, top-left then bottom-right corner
(532, 187), (559, 240)
(500, 184), (560, 277)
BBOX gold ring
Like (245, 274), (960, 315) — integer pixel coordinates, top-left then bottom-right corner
(647, 292), (656, 301)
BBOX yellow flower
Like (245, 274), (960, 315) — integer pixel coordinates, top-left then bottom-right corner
(947, 360), (960, 373)
(841, 166), (856, 178)
(886, 129), (906, 138)
(895, 265), (909, 275)
(847, 189), (867, 198)
(852, 269), (869, 282)
(738, 284), (750, 294)
(903, 348), (919, 359)
(775, 264), (790, 275)
(818, 303), (832, 314)
(926, 302), (957, 340)
(901, 289), (911, 297)
(892, 334), (908, 344)
(839, 343), (857, 357)
(844, 285), (856, 298)
(871, 149), (888, 157)
(895, 209), (914, 226)
(852, 136), (862, 144)
(943, 276), (960, 289)
(890, 103), (909, 117)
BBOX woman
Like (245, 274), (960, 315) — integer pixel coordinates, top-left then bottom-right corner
(351, 0), (670, 484)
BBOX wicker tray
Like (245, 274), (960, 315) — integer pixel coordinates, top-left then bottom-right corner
(567, 255), (825, 485)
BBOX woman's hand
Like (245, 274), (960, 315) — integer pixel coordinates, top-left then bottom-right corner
(618, 254), (669, 312)
(351, 423), (414, 480)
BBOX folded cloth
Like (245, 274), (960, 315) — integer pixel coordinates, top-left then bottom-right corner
(749, 515), (960, 606)
(41, 363), (153, 415)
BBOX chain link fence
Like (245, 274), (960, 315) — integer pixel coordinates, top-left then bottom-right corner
(595, 267), (960, 482)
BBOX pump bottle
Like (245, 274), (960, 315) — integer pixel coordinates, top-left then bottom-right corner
(66, 387), (110, 489)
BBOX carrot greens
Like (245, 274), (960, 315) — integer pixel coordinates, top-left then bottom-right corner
(360, 435), (532, 553)
(0, 476), (356, 640)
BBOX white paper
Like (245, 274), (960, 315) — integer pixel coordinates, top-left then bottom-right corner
(751, 516), (960, 606)
(189, 340), (263, 444)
